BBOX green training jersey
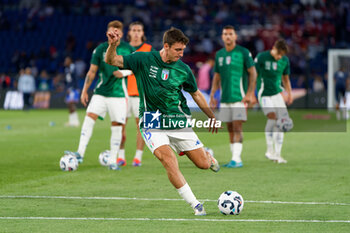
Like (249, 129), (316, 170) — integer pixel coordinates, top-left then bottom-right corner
(255, 51), (290, 97)
(91, 41), (135, 97)
(214, 45), (255, 103)
(123, 51), (198, 128)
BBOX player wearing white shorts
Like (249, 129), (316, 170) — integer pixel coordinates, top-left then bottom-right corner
(209, 25), (257, 168)
(255, 39), (293, 164)
(117, 21), (154, 167)
(64, 20), (135, 170)
(106, 27), (220, 215)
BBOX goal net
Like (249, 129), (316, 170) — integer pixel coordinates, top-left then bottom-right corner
(327, 49), (350, 109)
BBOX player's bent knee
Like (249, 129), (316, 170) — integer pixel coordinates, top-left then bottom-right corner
(87, 112), (98, 121)
(267, 112), (277, 119)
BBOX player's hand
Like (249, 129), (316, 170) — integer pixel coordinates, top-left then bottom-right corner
(113, 70), (124, 78)
(107, 28), (121, 46)
(286, 93), (293, 105)
(242, 92), (255, 105)
(209, 96), (217, 110)
(80, 91), (89, 107)
(208, 118), (221, 134)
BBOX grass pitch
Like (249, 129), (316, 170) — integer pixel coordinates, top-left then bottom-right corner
(0, 109), (349, 233)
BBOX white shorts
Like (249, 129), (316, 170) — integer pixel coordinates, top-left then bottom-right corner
(259, 93), (289, 118)
(87, 94), (127, 123)
(127, 96), (140, 118)
(141, 128), (203, 154)
(218, 102), (247, 122)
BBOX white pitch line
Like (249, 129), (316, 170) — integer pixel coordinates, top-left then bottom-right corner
(0, 195), (350, 206)
(0, 217), (349, 223)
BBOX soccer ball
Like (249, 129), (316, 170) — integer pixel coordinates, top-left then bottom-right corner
(60, 154), (78, 171)
(98, 150), (111, 166)
(276, 117), (293, 132)
(217, 191), (244, 215)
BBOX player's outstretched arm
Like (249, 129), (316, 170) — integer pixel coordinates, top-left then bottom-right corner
(282, 74), (293, 105)
(105, 29), (124, 68)
(81, 64), (98, 107)
(209, 73), (221, 109)
(242, 66), (257, 105)
(190, 90), (219, 133)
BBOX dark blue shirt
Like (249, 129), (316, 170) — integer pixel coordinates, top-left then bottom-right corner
(334, 70), (348, 87)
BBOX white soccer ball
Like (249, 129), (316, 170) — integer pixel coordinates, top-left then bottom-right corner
(98, 150), (111, 166)
(60, 154), (78, 171)
(218, 191), (244, 215)
(276, 117), (294, 132)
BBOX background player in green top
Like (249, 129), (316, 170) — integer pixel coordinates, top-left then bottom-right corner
(65, 20), (135, 170)
(117, 21), (155, 168)
(105, 27), (220, 216)
(209, 25), (257, 168)
(255, 39), (293, 164)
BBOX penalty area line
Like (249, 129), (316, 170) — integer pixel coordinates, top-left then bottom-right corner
(0, 195), (350, 206)
(0, 216), (349, 223)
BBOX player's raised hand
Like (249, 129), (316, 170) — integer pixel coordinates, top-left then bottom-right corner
(80, 91), (89, 107)
(107, 28), (121, 46)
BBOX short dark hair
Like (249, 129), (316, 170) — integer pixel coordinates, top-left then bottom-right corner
(223, 25), (235, 31)
(127, 21), (147, 42)
(163, 27), (189, 47)
(274, 39), (289, 54)
(107, 20), (123, 30)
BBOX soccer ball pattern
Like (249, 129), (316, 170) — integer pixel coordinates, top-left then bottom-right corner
(217, 191), (244, 215)
(276, 117), (294, 132)
(98, 150), (111, 166)
(60, 154), (78, 171)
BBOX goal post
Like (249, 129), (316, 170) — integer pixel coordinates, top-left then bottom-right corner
(327, 49), (350, 109)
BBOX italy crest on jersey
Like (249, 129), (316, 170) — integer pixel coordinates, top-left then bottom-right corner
(272, 62), (277, 70)
(161, 69), (169, 80)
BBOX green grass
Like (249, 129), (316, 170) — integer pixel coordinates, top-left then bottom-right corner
(0, 109), (349, 233)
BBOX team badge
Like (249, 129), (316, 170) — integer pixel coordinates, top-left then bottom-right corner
(226, 56), (231, 65)
(161, 69), (170, 80)
(272, 62), (277, 70)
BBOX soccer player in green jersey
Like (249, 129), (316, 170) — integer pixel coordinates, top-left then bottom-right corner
(65, 20), (135, 170)
(255, 39), (293, 164)
(209, 25), (257, 168)
(105, 27), (220, 215)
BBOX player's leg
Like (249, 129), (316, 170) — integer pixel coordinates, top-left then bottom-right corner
(169, 129), (219, 172)
(65, 95), (106, 163)
(223, 102), (246, 167)
(260, 96), (277, 160)
(335, 85), (341, 120)
(272, 94), (289, 163)
(142, 128), (206, 215)
(223, 120), (244, 168)
(65, 90), (80, 127)
(218, 103), (234, 163)
(154, 145), (205, 215)
(132, 117), (145, 167)
(117, 118), (127, 166)
(107, 97), (127, 170)
(226, 122), (234, 153)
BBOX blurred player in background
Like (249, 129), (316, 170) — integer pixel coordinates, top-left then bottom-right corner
(105, 27), (220, 215)
(334, 65), (349, 120)
(209, 25), (257, 168)
(117, 21), (154, 167)
(65, 20), (135, 170)
(255, 39), (293, 164)
(64, 56), (80, 127)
